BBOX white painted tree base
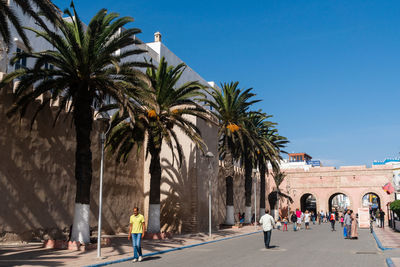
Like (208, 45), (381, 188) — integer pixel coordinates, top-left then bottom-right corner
(71, 203), (90, 244)
(272, 209), (279, 220)
(245, 206), (252, 223)
(225, 205), (234, 225)
(147, 204), (160, 233)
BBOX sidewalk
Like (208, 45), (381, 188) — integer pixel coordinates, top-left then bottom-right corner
(373, 226), (400, 267)
(0, 226), (260, 267)
(373, 226), (400, 249)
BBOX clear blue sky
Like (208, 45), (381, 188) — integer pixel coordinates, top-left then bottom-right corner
(54, 0), (400, 166)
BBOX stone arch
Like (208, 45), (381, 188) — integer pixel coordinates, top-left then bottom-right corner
(360, 188), (383, 210)
(298, 191), (319, 214)
(326, 189), (353, 211)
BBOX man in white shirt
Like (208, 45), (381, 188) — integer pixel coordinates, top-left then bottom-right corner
(259, 209), (276, 249)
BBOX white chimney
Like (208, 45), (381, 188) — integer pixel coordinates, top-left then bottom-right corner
(154, 32), (162, 42)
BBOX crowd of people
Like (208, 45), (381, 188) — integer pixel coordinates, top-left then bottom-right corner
(257, 207), (364, 249)
(126, 206), (383, 259)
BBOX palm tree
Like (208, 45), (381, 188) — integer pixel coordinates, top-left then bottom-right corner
(106, 57), (209, 233)
(204, 82), (259, 225)
(236, 112), (262, 223)
(256, 120), (288, 217)
(270, 167), (292, 218)
(240, 112), (277, 223)
(0, 0), (59, 50)
(0, 5), (149, 243)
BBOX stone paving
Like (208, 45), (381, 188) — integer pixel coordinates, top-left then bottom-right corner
(114, 222), (390, 267)
(0, 226), (259, 267)
(373, 225), (400, 266)
(374, 226), (400, 248)
(1, 222), (400, 267)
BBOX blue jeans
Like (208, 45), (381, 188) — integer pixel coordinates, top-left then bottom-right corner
(263, 230), (272, 248)
(131, 233), (142, 259)
(293, 223), (297, 231)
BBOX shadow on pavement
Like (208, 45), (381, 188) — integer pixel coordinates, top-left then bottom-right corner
(0, 246), (78, 266)
(142, 256), (162, 262)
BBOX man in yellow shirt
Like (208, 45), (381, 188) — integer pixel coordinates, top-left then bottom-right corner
(128, 207), (146, 262)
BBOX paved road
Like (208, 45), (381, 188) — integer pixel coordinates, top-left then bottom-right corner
(115, 223), (388, 267)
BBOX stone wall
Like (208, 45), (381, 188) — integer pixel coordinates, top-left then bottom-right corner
(268, 165), (395, 221)
(0, 85), (144, 241)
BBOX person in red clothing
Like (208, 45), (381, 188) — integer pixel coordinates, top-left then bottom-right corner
(296, 208), (302, 230)
(329, 209), (336, 231)
(282, 217), (288, 231)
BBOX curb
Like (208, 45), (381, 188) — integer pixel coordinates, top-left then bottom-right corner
(372, 230), (393, 251)
(386, 258), (395, 267)
(84, 230), (262, 267)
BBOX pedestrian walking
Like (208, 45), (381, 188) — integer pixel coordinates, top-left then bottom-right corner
(375, 209), (381, 227)
(319, 210), (324, 225)
(304, 210), (311, 229)
(296, 208), (302, 230)
(282, 217), (288, 231)
(311, 211), (316, 225)
(329, 209), (336, 231)
(276, 219), (282, 230)
(259, 209), (276, 249)
(344, 210), (352, 239)
(291, 211), (297, 231)
(340, 216), (344, 227)
(380, 209), (385, 228)
(350, 210), (358, 239)
(128, 207), (146, 262)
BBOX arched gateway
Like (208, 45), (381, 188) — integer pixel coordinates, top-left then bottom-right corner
(300, 193), (317, 214)
(328, 193), (350, 212)
(270, 164), (395, 224)
(362, 192), (381, 218)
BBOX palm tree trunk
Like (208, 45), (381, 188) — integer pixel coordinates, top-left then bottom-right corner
(259, 164), (266, 217)
(244, 157), (252, 223)
(224, 147), (235, 225)
(276, 190), (280, 220)
(71, 90), (93, 244)
(148, 148), (161, 233)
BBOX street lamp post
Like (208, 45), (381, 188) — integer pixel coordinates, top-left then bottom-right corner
(97, 112), (111, 258)
(252, 168), (258, 229)
(205, 151), (214, 238)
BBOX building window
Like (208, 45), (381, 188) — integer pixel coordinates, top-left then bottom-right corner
(15, 48), (27, 70)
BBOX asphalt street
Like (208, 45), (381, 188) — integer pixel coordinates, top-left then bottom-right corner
(115, 223), (389, 267)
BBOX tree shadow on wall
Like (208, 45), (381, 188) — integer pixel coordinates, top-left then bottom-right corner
(0, 94), (76, 240)
(159, 147), (197, 234)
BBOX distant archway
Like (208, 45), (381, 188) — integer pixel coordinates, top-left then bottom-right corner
(300, 194), (317, 214)
(362, 192), (381, 214)
(329, 193), (350, 212)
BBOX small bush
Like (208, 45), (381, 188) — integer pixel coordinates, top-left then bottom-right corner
(390, 200), (400, 218)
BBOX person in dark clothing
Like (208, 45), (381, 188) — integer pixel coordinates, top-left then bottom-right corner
(290, 212), (297, 231)
(380, 209), (385, 228)
(240, 213), (245, 223)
